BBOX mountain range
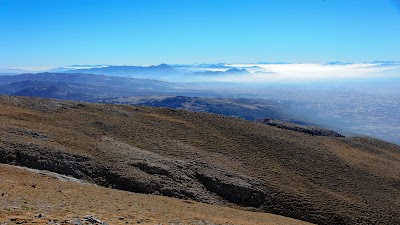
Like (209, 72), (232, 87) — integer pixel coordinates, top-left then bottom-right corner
(64, 64), (182, 79)
(0, 73), (179, 100)
(0, 73), (314, 123)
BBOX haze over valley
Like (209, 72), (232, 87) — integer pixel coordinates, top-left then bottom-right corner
(1, 62), (399, 144)
(1, 0), (400, 224)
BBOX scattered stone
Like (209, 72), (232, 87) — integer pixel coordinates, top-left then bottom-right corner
(36, 213), (44, 218)
(82, 215), (103, 224)
(67, 219), (83, 225)
(9, 217), (33, 224)
(119, 216), (125, 220)
(47, 220), (60, 225)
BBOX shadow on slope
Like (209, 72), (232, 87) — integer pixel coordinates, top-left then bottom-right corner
(0, 96), (399, 225)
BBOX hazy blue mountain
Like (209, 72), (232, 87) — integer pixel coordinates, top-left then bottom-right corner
(47, 65), (109, 73)
(0, 72), (174, 90)
(0, 73), (19, 76)
(63, 64), (255, 82)
(190, 68), (250, 76)
(65, 64), (182, 79)
(324, 61), (353, 65)
(0, 80), (147, 100)
(0, 81), (92, 100)
(0, 73), (183, 101)
(195, 63), (232, 69)
(1, 69), (399, 145)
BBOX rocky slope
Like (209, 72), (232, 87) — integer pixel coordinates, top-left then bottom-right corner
(0, 164), (312, 225)
(258, 118), (344, 137)
(0, 95), (399, 224)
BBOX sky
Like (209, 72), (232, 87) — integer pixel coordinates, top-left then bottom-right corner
(1, 0), (400, 68)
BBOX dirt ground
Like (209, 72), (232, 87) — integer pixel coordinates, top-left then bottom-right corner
(0, 164), (312, 225)
(1, 95), (399, 224)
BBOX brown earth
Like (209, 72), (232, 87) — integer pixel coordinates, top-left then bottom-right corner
(0, 163), (312, 225)
(0, 95), (399, 224)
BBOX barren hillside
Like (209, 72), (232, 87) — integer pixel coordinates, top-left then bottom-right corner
(0, 164), (312, 225)
(0, 95), (399, 224)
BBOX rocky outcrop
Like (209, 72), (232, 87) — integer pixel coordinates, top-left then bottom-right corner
(0, 138), (268, 208)
(259, 118), (344, 137)
(195, 169), (267, 207)
(0, 142), (96, 179)
(2, 95), (399, 225)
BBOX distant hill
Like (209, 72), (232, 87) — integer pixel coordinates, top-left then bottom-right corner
(1, 95), (399, 225)
(64, 64), (253, 81)
(190, 68), (250, 77)
(0, 73), (178, 100)
(0, 72), (172, 88)
(0, 80), (131, 100)
(92, 95), (291, 121)
(323, 61), (353, 65)
(0, 73), (299, 121)
(47, 65), (109, 73)
(65, 64), (182, 79)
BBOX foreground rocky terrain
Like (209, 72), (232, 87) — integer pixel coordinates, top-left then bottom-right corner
(0, 95), (399, 224)
(0, 164), (311, 225)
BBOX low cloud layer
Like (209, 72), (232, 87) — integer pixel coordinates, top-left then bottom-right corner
(209, 62), (400, 83)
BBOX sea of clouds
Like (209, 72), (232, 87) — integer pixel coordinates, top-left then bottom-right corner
(208, 62), (400, 83)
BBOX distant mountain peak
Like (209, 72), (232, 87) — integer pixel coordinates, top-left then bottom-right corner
(324, 61), (353, 65)
(156, 63), (172, 68)
(225, 68), (250, 74)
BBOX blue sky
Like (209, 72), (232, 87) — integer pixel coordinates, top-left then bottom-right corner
(1, 0), (400, 68)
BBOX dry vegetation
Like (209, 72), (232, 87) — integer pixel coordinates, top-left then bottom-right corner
(0, 95), (399, 224)
(0, 164), (312, 225)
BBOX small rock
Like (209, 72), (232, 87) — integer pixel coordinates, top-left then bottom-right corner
(36, 213), (44, 218)
(119, 216), (125, 220)
(67, 219), (83, 225)
(82, 215), (103, 224)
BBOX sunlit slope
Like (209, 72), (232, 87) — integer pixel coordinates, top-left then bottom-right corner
(0, 95), (399, 224)
(0, 164), (312, 225)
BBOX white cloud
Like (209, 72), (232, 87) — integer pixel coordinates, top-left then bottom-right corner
(210, 63), (400, 83)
